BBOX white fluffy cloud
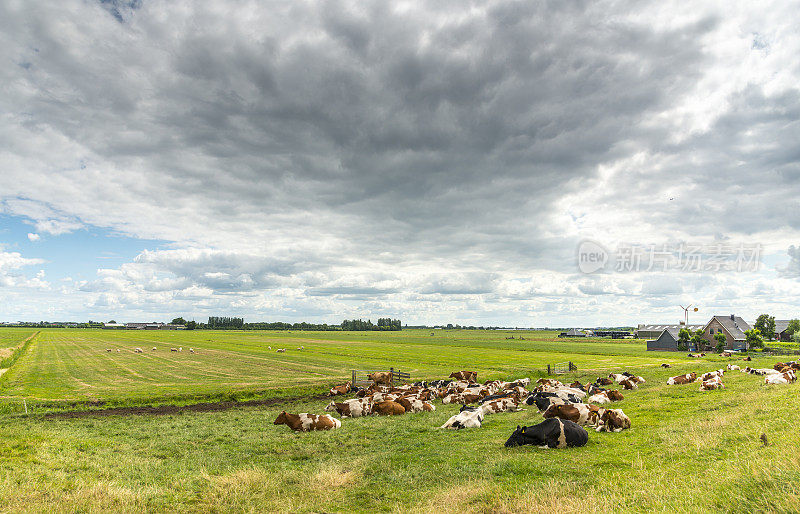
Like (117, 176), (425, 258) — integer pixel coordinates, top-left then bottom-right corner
(0, 0), (799, 324)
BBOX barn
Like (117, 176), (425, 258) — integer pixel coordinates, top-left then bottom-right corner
(646, 327), (685, 352)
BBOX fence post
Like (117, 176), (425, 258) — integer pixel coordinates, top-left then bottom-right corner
(390, 367), (394, 387)
(547, 364), (551, 375)
(352, 370), (356, 385)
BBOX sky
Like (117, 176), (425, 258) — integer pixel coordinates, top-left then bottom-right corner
(1, 0), (800, 326)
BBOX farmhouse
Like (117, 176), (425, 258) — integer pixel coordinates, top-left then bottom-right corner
(701, 315), (752, 350)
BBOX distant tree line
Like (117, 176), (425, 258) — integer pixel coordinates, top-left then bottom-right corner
(341, 318), (402, 331)
(205, 317), (244, 329)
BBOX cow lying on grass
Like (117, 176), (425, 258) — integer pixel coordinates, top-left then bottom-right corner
(324, 398), (372, 417)
(329, 381), (352, 396)
(504, 419), (588, 449)
(440, 406), (484, 429)
(667, 373), (697, 385)
(700, 378), (724, 390)
(274, 411), (341, 432)
(397, 397), (435, 413)
(595, 409), (631, 432)
(542, 403), (602, 427)
(372, 400), (405, 415)
(480, 397), (523, 415)
(449, 370), (478, 383)
(765, 372), (796, 385)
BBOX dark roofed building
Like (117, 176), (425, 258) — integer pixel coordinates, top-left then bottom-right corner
(637, 324), (702, 340)
(701, 315), (751, 350)
(774, 320), (796, 341)
(646, 327), (682, 351)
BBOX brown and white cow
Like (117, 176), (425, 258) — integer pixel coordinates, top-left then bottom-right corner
(606, 390), (624, 402)
(620, 379), (638, 390)
(701, 369), (725, 381)
(442, 392), (481, 405)
(328, 381), (352, 396)
(587, 391), (611, 404)
(727, 364), (740, 371)
(661, 363), (672, 368)
(449, 370), (478, 383)
(372, 400), (406, 415)
(480, 397), (523, 415)
(367, 371), (393, 386)
(542, 403), (602, 427)
(324, 398), (372, 417)
(595, 377), (614, 386)
(274, 411), (341, 432)
(765, 372), (796, 385)
(396, 397), (435, 413)
(595, 409), (631, 432)
(667, 373), (697, 385)
(700, 379), (724, 390)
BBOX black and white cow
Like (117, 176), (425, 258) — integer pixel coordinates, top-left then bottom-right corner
(525, 392), (582, 411)
(504, 418), (589, 449)
(440, 406), (484, 429)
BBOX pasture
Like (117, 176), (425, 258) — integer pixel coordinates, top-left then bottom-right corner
(0, 329), (798, 512)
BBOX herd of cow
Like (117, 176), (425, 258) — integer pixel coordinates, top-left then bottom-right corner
(665, 360), (799, 389)
(274, 359), (799, 448)
(273, 370), (644, 449)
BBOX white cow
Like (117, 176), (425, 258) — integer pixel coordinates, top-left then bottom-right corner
(440, 407), (484, 429)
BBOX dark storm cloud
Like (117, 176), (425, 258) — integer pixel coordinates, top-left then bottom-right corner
(1, 0), (799, 323)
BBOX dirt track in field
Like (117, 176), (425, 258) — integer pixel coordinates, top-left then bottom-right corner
(43, 393), (331, 419)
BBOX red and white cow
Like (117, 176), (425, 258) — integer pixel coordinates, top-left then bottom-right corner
(274, 412), (341, 432)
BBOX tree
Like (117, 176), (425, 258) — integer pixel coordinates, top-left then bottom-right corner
(785, 319), (800, 339)
(745, 328), (764, 349)
(793, 331), (800, 344)
(171, 317), (187, 325)
(186, 320), (197, 330)
(714, 332), (727, 352)
(108, 320), (116, 324)
(689, 329), (707, 351)
(754, 314), (776, 340)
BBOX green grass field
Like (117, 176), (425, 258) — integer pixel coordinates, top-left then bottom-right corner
(0, 329), (798, 512)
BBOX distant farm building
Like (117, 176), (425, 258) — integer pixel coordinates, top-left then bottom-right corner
(559, 328), (588, 338)
(102, 323), (125, 330)
(774, 320), (796, 341)
(125, 323), (186, 330)
(637, 324), (702, 340)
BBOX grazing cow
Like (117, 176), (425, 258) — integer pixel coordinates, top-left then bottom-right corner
(595, 409), (631, 432)
(619, 379), (638, 390)
(372, 400), (405, 415)
(134, 347), (143, 353)
(189, 348), (195, 353)
(440, 406), (484, 429)
(268, 346), (272, 350)
(106, 349), (112, 352)
(700, 379), (724, 390)
(324, 398), (372, 417)
(587, 391), (611, 404)
(367, 372), (393, 386)
(449, 370), (478, 383)
(171, 348), (178, 352)
(661, 363), (672, 368)
(607, 390), (624, 402)
(596, 377), (614, 386)
(328, 381), (352, 396)
(179, 347), (183, 352)
(765, 372), (796, 385)
(152, 347), (157, 351)
(276, 348), (286, 353)
(116, 349), (120, 352)
(543, 403), (602, 427)
(667, 373), (697, 385)
(504, 419), (588, 449)
(727, 364), (740, 371)
(397, 397), (435, 413)
(274, 411), (341, 432)
(481, 397), (523, 415)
